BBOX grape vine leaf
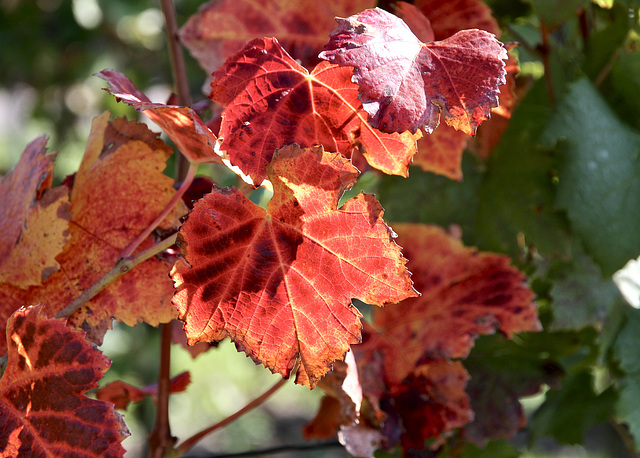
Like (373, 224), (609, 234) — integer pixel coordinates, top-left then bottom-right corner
(392, 2), (435, 43)
(529, 370), (616, 444)
(0, 136), (70, 288)
(96, 371), (191, 410)
(171, 144), (417, 388)
(464, 331), (575, 445)
(179, 0), (375, 72)
(412, 122), (469, 180)
(210, 37), (419, 186)
(612, 307), (640, 450)
(410, 0), (500, 41)
(0, 113), (186, 351)
(392, 2), (518, 178)
(370, 223), (540, 386)
(549, 253), (618, 330)
(311, 223), (539, 450)
(474, 79), (572, 260)
(0, 305), (129, 457)
(541, 77), (640, 276)
(96, 69), (221, 165)
(319, 8), (507, 135)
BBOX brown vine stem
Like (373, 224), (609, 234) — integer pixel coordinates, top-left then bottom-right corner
(56, 233), (178, 319)
(160, 0), (191, 181)
(175, 377), (290, 455)
(149, 1), (193, 457)
(0, 233), (178, 376)
(120, 161), (196, 259)
(149, 322), (177, 458)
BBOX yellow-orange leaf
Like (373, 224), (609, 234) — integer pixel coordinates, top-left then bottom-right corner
(0, 136), (70, 288)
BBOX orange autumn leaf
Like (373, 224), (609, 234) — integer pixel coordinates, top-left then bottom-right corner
(0, 136), (70, 288)
(372, 223), (540, 386)
(0, 113), (186, 350)
(210, 37), (419, 186)
(0, 305), (129, 457)
(96, 69), (221, 165)
(171, 144), (417, 388)
(179, 0), (376, 72)
(413, 124), (469, 181)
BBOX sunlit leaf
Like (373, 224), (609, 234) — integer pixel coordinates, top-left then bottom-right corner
(320, 8), (507, 135)
(210, 38), (419, 186)
(171, 144), (417, 387)
(179, 0), (375, 71)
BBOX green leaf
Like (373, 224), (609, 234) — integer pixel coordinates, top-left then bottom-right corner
(549, 253), (619, 330)
(452, 438), (520, 458)
(541, 77), (640, 276)
(613, 307), (640, 448)
(582, 4), (634, 80)
(523, 0), (590, 27)
(378, 153), (482, 241)
(529, 370), (617, 444)
(475, 80), (571, 259)
(609, 51), (640, 130)
(463, 330), (598, 446)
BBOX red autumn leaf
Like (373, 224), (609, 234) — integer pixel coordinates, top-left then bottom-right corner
(384, 360), (472, 451)
(411, 0), (500, 41)
(392, 2), (435, 42)
(96, 371), (191, 410)
(210, 37), (419, 186)
(312, 224), (540, 451)
(469, 48), (521, 159)
(0, 136), (70, 288)
(372, 223), (540, 386)
(0, 113), (186, 351)
(319, 8), (507, 136)
(392, 2), (516, 176)
(96, 69), (221, 165)
(179, 0), (376, 72)
(171, 144), (417, 388)
(0, 305), (129, 457)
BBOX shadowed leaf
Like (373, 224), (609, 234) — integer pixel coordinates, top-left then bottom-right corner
(179, 0), (375, 72)
(96, 70), (221, 165)
(0, 113), (186, 351)
(0, 136), (70, 288)
(0, 305), (129, 457)
(96, 371), (191, 410)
